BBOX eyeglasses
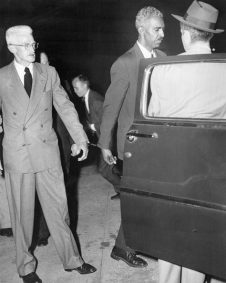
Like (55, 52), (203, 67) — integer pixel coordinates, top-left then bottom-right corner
(8, 42), (39, 50)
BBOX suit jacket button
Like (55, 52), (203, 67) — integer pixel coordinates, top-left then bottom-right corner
(41, 124), (43, 128)
(43, 139), (46, 143)
(23, 126), (27, 131)
(13, 112), (17, 115)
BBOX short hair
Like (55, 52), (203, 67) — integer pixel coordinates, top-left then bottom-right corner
(135, 6), (163, 30)
(73, 74), (90, 88)
(6, 25), (33, 45)
(180, 22), (213, 42)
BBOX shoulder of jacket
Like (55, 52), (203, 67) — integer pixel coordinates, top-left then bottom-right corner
(121, 45), (137, 61)
(35, 62), (55, 71)
(0, 62), (12, 73)
(35, 63), (58, 79)
(112, 46), (137, 71)
(91, 90), (104, 100)
(0, 63), (13, 81)
(155, 49), (167, 57)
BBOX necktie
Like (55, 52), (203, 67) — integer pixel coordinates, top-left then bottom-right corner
(24, 67), (32, 97)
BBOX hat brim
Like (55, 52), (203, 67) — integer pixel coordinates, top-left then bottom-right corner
(172, 14), (224, 34)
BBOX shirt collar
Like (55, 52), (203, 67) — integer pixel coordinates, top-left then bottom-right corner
(84, 89), (90, 99)
(84, 89), (90, 113)
(14, 60), (34, 76)
(137, 41), (155, 58)
(181, 42), (211, 55)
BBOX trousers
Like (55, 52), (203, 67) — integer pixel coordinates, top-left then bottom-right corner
(5, 166), (83, 276)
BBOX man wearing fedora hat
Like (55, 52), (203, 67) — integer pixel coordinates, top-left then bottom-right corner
(149, 1), (225, 283)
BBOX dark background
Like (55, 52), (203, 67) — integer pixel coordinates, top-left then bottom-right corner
(0, 0), (225, 94)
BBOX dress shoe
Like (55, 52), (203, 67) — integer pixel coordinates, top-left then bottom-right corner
(20, 272), (42, 283)
(0, 228), (13, 237)
(110, 193), (120, 200)
(37, 238), (48, 247)
(65, 263), (97, 274)
(111, 246), (148, 268)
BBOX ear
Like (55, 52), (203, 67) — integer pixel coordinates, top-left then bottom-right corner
(184, 30), (191, 43)
(7, 45), (16, 55)
(138, 26), (144, 36)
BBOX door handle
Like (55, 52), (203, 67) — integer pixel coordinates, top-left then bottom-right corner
(124, 152), (132, 158)
(126, 131), (158, 142)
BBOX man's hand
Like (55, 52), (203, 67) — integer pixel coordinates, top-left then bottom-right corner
(0, 115), (2, 134)
(101, 148), (117, 165)
(0, 160), (3, 175)
(71, 142), (88, 161)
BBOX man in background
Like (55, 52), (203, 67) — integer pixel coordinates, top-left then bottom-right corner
(0, 114), (13, 237)
(149, 1), (225, 282)
(98, 6), (165, 268)
(0, 174), (12, 237)
(72, 74), (121, 199)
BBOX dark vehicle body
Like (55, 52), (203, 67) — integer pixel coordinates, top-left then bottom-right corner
(121, 54), (226, 280)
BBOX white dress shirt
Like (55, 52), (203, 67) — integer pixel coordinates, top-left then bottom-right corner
(84, 89), (96, 132)
(137, 41), (156, 58)
(84, 89), (90, 113)
(14, 60), (33, 85)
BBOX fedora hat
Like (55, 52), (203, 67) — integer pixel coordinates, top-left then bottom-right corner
(172, 0), (224, 34)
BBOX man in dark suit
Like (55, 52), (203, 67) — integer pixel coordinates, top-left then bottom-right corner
(72, 75), (103, 138)
(1, 25), (96, 283)
(72, 74), (121, 197)
(98, 6), (166, 268)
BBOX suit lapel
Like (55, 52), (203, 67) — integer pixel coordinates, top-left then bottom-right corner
(133, 43), (165, 59)
(155, 49), (166, 57)
(133, 42), (145, 60)
(133, 43), (144, 76)
(25, 63), (47, 123)
(7, 63), (30, 108)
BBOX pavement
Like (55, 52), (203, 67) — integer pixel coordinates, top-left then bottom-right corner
(0, 161), (158, 283)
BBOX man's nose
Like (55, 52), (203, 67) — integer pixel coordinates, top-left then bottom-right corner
(159, 29), (164, 38)
(27, 44), (35, 51)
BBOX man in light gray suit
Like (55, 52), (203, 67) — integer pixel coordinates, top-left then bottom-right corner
(98, 6), (166, 268)
(0, 25), (96, 283)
